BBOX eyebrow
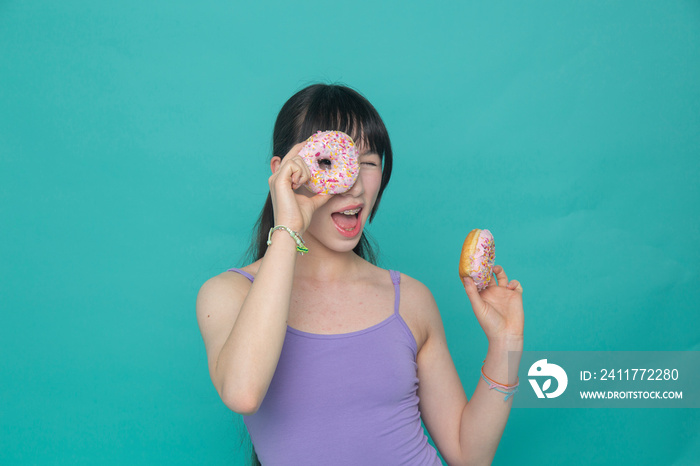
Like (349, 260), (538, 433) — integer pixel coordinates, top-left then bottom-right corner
(359, 150), (379, 156)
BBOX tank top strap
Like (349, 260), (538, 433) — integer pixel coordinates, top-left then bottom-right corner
(388, 269), (417, 359)
(389, 270), (401, 316)
(226, 267), (254, 283)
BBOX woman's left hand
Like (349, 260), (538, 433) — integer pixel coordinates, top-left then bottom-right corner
(462, 265), (524, 343)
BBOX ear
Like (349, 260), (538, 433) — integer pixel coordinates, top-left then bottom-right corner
(270, 156), (282, 174)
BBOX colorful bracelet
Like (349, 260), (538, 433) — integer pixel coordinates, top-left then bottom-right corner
(267, 225), (309, 254)
(481, 361), (519, 401)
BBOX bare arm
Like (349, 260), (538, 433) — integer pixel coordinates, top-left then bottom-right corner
(417, 266), (524, 465)
(458, 336), (522, 465)
(197, 230), (299, 414)
(196, 144), (331, 414)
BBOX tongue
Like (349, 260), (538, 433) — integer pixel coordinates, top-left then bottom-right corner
(331, 212), (358, 230)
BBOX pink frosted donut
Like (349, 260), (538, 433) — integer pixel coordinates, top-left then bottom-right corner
(298, 130), (359, 195)
(458, 229), (496, 291)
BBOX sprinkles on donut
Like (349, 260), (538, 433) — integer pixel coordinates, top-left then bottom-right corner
(459, 229), (496, 291)
(298, 130), (360, 195)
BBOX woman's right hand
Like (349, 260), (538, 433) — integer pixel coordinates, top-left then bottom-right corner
(268, 142), (332, 234)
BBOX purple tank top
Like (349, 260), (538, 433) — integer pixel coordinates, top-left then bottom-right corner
(226, 268), (442, 466)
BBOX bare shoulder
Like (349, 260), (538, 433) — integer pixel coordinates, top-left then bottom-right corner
(395, 271), (443, 353)
(195, 266), (257, 381)
(196, 268), (253, 314)
(196, 261), (261, 306)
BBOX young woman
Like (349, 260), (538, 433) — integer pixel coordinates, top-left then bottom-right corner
(196, 83), (525, 465)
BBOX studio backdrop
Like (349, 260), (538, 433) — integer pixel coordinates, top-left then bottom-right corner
(1, 1), (698, 465)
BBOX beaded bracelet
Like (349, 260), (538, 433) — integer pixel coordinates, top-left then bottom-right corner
(481, 360), (520, 401)
(267, 225), (309, 254)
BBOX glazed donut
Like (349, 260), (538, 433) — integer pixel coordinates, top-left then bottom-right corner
(298, 130), (360, 195)
(459, 229), (495, 291)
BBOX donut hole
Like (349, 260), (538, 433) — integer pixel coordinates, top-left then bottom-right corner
(318, 158), (332, 170)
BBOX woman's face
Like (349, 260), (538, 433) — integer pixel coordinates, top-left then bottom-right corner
(302, 139), (383, 252)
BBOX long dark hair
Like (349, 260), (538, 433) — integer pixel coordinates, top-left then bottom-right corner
(241, 83), (393, 266)
(239, 83), (394, 465)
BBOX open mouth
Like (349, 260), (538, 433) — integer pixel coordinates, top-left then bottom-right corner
(331, 207), (362, 233)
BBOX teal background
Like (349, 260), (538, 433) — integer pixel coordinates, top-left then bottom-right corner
(1, 1), (699, 465)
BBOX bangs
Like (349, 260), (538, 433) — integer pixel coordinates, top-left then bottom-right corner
(297, 87), (390, 160)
